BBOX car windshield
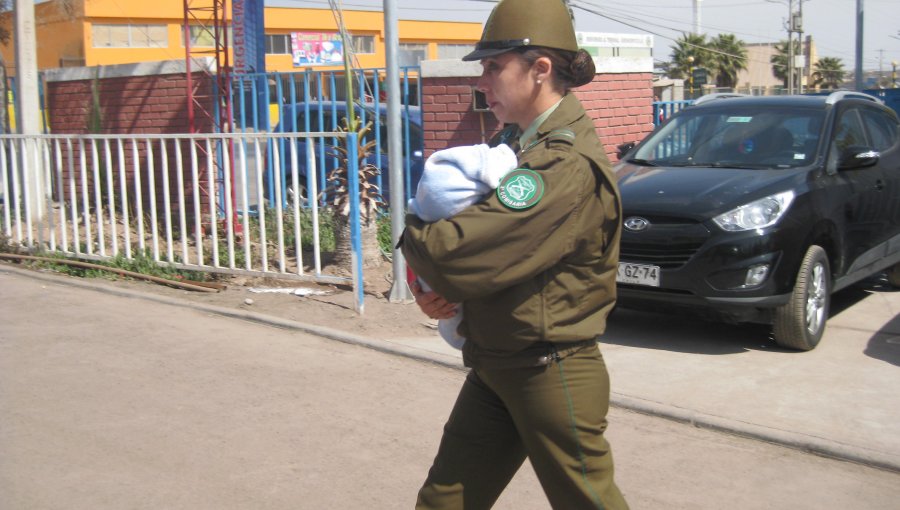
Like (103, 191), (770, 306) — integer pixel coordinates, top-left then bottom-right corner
(631, 106), (826, 169)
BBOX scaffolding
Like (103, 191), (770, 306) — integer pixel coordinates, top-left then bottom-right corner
(182, 0), (233, 134)
(182, 0), (239, 234)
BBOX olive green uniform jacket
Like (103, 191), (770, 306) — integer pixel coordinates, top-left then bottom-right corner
(402, 93), (622, 369)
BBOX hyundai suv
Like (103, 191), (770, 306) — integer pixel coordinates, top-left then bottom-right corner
(615, 91), (900, 350)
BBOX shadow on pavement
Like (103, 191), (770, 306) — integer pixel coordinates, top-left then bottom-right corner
(603, 308), (780, 355)
(604, 273), (898, 356)
(831, 273), (898, 318)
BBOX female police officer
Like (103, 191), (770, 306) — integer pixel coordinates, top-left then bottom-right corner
(401, 0), (629, 508)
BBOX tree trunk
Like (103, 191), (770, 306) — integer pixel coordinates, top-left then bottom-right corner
(332, 210), (382, 273)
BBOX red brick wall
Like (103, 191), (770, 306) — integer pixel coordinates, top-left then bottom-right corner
(46, 73), (214, 134)
(45, 72), (216, 218)
(421, 72), (654, 163)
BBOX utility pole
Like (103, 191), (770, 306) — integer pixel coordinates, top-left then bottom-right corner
(796, 0), (804, 93)
(855, 0), (863, 91)
(384, 0), (414, 303)
(14, 0), (44, 223)
(693, 0), (702, 35)
(787, 0), (794, 94)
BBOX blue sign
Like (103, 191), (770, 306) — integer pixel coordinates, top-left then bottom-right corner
(232, 0), (265, 74)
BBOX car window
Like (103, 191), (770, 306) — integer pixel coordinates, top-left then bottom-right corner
(827, 108), (868, 173)
(635, 114), (704, 162)
(633, 106), (823, 168)
(832, 109), (868, 151)
(859, 108), (899, 152)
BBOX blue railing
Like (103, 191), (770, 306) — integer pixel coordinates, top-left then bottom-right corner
(653, 100), (694, 126)
(229, 67), (423, 209)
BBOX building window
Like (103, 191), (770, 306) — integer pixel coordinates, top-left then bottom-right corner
(437, 44), (471, 59)
(92, 24), (168, 48)
(181, 26), (233, 48)
(266, 34), (291, 54)
(399, 43), (427, 67)
(351, 35), (375, 54)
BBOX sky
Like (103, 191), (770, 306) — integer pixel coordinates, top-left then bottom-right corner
(275, 0), (900, 73)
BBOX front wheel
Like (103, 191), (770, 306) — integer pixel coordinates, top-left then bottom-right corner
(773, 245), (831, 351)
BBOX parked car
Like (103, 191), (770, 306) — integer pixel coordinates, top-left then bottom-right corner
(270, 100), (424, 205)
(614, 91), (900, 350)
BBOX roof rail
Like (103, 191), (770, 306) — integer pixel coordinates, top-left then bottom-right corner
(693, 93), (749, 105)
(825, 90), (882, 105)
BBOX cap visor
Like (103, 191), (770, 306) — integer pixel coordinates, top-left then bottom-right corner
(461, 47), (514, 62)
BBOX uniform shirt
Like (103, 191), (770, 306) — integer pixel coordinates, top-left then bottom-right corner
(401, 93), (622, 369)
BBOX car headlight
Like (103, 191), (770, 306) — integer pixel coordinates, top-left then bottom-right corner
(713, 191), (795, 232)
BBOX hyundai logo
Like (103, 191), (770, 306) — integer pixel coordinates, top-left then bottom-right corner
(624, 217), (651, 232)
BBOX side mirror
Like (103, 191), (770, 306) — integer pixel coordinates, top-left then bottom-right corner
(838, 145), (880, 169)
(617, 141), (637, 160)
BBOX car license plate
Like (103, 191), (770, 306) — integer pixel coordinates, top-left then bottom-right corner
(617, 262), (660, 287)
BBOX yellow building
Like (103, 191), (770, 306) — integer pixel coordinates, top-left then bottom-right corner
(0, 0), (482, 74)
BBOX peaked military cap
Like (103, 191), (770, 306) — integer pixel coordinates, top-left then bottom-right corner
(462, 0), (578, 61)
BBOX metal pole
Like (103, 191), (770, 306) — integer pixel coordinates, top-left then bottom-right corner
(385, 0), (414, 303)
(347, 132), (365, 314)
(855, 0), (863, 91)
(14, 0), (43, 224)
(693, 0), (702, 35)
(798, 0), (804, 94)
(787, 0), (794, 94)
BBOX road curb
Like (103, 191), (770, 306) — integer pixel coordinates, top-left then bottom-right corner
(4, 264), (898, 474)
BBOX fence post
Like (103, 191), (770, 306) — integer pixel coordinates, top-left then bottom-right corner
(347, 132), (364, 314)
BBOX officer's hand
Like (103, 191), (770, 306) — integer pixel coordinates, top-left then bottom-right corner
(411, 280), (458, 320)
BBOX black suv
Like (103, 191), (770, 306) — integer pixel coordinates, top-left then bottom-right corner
(615, 92), (900, 350)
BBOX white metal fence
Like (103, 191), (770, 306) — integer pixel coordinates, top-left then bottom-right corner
(0, 132), (365, 312)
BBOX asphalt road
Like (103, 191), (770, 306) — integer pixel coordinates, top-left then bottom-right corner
(1, 266), (899, 509)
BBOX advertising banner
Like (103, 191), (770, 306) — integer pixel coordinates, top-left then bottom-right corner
(291, 32), (344, 67)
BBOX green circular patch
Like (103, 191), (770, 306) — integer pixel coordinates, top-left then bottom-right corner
(496, 168), (544, 210)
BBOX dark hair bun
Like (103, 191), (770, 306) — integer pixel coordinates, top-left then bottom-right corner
(569, 49), (596, 88)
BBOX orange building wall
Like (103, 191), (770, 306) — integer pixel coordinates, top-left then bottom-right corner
(0, 0), (86, 72)
(1, 0), (481, 74)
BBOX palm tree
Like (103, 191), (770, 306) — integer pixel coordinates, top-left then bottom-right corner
(668, 33), (713, 80)
(710, 34), (748, 89)
(811, 57), (845, 90)
(770, 39), (802, 88)
(322, 116), (385, 270)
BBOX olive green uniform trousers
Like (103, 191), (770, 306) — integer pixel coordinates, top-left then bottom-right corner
(415, 344), (629, 510)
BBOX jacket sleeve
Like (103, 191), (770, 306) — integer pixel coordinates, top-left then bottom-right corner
(401, 147), (593, 303)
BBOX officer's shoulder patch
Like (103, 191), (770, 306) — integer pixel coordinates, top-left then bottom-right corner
(496, 168), (545, 210)
(544, 129), (576, 146)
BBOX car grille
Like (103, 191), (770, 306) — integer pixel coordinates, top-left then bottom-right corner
(619, 217), (709, 269)
(620, 241), (704, 268)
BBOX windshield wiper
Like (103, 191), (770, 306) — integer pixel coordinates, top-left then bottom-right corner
(626, 158), (659, 167)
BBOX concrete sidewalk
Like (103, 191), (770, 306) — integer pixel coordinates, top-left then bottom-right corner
(364, 286), (900, 473)
(5, 264), (900, 473)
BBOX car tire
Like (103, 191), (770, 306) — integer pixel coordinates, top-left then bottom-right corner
(888, 263), (900, 288)
(773, 245), (831, 351)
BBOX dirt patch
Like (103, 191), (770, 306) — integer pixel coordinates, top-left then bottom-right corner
(7, 259), (436, 341)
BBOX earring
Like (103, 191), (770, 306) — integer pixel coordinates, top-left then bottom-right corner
(536, 79), (542, 84)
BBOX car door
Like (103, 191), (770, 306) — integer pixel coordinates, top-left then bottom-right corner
(858, 105), (900, 250)
(829, 104), (890, 269)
